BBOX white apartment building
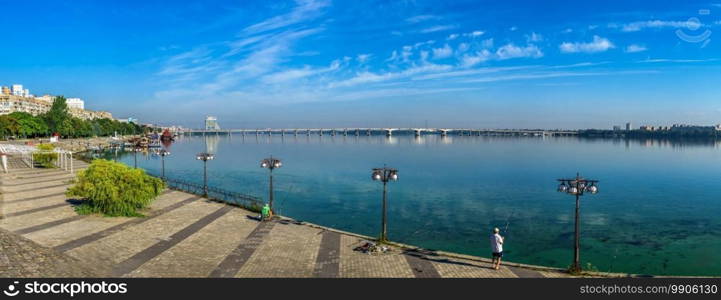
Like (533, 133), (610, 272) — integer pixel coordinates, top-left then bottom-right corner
(66, 97), (85, 110)
(11, 84), (25, 96)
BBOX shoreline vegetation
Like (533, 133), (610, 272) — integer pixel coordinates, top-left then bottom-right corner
(0, 96), (146, 141)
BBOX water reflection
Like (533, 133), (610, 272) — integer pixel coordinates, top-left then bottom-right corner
(98, 133), (721, 276)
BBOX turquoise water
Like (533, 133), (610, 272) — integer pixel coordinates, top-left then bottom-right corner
(100, 134), (721, 276)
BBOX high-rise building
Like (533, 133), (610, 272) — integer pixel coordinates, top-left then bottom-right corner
(11, 84), (24, 96)
(625, 122), (632, 131)
(205, 116), (220, 130)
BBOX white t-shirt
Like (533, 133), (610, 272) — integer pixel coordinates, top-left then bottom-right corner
(490, 233), (503, 253)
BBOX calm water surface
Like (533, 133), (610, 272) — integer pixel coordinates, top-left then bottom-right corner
(100, 134), (721, 276)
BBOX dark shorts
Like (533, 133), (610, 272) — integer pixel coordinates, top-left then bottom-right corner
(492, 251), (503, 258)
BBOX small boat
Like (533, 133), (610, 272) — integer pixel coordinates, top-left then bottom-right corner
(160, 129), (175, 142)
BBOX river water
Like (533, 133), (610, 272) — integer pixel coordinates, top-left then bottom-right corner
(97, 133), (721, 276)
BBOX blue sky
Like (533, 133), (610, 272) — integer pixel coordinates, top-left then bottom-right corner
(1, 0), (720, 129)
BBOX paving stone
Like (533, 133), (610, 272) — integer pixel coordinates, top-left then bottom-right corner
(235, 220), (322, 278)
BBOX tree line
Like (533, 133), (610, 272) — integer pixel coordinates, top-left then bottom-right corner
(0, 96), (146, 139)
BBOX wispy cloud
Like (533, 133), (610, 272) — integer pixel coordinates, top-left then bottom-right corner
(420, 25), (458, 33)
(260, 60), (340, 83)
(496, 44), (543, 59)
(242, 0), (330, 34)
(613, 20), (703, 32)
(460, 50), (493, 67)
(526, 32), (543, 42)
(432, 44), (453, 59)
(625, 44), (647, 53)
(463, 70), (658, 83)
(331, 63), (453, 87)
(559, 36), (614, 53)
(405, 14), (440, 23)
(637, 58), (716, 63)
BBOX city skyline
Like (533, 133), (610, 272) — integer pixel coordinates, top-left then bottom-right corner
(1, 0), (721, 129)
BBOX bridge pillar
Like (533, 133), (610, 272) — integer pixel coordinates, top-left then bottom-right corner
(414, 129), (422, 137)
(440, 129), (449, 137)
(385, 129), (393, 137)
(343, 129), (347, 136)
(367, 129), (371, 136)
(319, 129), (323, 136)
(355, 129), (360, 136)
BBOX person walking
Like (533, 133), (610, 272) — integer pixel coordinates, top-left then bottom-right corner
(490, 227), (504, 270)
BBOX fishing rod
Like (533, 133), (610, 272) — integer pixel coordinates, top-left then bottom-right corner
(503, 209), (516, 236)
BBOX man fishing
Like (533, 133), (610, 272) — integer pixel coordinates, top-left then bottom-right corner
(490, 227), (504, 270)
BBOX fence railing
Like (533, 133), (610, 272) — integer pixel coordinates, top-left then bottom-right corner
(146, 171), (264, 213)
(77, 153), (265, 213)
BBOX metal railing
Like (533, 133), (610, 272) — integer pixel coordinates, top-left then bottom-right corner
(145, 171), (264, 213)
(76, 152), (265, 212)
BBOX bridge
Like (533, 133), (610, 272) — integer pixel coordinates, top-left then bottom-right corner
(177, 128), (578, 137)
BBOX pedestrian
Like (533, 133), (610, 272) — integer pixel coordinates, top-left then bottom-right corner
(490, 227), (504, 270)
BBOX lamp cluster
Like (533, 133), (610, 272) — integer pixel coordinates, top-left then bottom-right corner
(557, 177), (598, 195)
(371, 167), (399, 182)
(158, 149), (171, 157)
(196, 152), (214, 161)
(260, 157), (282, 170)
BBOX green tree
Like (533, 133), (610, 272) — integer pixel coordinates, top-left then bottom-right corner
(44, 96), (72, 136)
(8, 112), (48, 138)
(0, 115), (18, 139)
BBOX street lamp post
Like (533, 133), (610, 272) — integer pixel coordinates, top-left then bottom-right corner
(196, 152), (214, 196)
(557, 173), (599, 273)
(159, 149), (170, 180)
(260, 156), (282, 213)
(133, 147), (142, 168)
(371, 166), (398, 243)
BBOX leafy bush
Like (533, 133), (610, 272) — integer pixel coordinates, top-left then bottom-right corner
(66, 159), (165, 217)
(33, 143), (58, 168)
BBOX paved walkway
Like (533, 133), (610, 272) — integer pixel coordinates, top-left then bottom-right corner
(0, 157), (574, 278)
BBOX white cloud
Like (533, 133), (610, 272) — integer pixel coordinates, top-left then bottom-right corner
(357, 54), (371, 63)
(432, 44), (453, 59)
(242, 0), (330, 34)
(332, 64), (453, 87)
(420, 25), (458, 33)
(625, 44), (647, 53)
(260, 60), (339, 83)
(447, 33), (459, 40)
(616, 20), (703, 32)
(638, 58), (714, 63)
(405, 15), (440, 23)
(457, 43), (470, 53)
(481, 38), (494, 48)
(413, 40), (436, 48)
(562, 28), (573, 33)
(559, 36), (614, 53)
(469, 30), (485, 37)
(526, 32), (543, 42)
(420, 50), (430, 62)
(496, 44), (543, 60)
(509, 26), (518, 31)
(460, 50), (492, 67)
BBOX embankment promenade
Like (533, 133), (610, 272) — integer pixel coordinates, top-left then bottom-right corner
(1, 156), (622, 278)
